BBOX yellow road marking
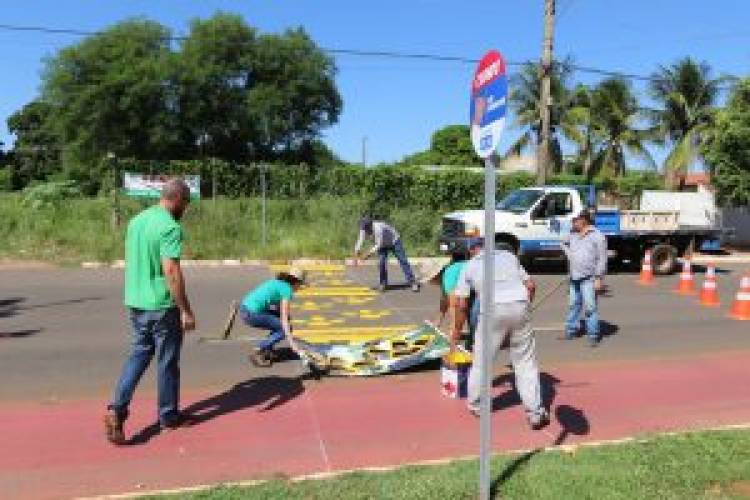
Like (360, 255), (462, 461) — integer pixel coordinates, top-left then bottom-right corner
(269, 264), (345, 272)
(298, 289), (376, 297)
(295, 325), (415, 336)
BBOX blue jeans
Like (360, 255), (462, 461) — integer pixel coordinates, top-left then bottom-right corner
(110, 307), (183, 425)
(565, 277), (600, 339)
(466, 294), (479, 351)
(240, 306), (285, 351)
(378, 239), (415, 286)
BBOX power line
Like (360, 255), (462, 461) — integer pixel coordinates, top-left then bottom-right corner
(0, 22), (738, 86)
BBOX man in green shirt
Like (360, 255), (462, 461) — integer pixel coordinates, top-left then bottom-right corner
(104, 179), (196, 445)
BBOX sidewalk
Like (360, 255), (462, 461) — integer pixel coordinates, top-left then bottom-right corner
(2, 351), (750, 500)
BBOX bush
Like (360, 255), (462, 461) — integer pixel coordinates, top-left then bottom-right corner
(21, 180), (82, 210)
(0, 168), (12, 191)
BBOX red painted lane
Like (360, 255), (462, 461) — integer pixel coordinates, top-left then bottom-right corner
(2, 351), (750, 500)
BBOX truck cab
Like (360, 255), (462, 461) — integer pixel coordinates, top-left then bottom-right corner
(440, 184), (727, 274)
(440, 186), (588, 258)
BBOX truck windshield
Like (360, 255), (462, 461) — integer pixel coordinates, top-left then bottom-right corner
(496, 189), (543, 214)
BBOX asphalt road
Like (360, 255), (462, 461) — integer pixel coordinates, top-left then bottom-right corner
(2, 262), (749, 403)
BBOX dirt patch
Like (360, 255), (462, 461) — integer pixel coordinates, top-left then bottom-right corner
(707, 481), (750, 498)
(728, 481), (750, 497)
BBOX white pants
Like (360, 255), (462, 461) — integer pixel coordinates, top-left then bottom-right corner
(467, 301), (544, 418)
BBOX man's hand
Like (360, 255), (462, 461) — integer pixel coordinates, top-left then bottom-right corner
(594, 277), (604, 293)
(181, 310), (196, 332)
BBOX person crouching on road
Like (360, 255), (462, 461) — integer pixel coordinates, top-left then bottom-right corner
(451, 239), (550, 430)
(353, 216), (419, 293)
(561, 209), (608, 347)
(424, 248), (476, 350)
(240, 266), (306, 367)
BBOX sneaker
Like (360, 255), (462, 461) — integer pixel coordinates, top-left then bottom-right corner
(104, 411), (126, 445)
(468, 407), (480, 418)
(528, 411), (550, 431)
(248, 348), (273, 367)
(411, 282), (421, 293)
(160, 413), (198, 431)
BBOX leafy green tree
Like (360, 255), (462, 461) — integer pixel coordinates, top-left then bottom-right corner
(176, 13), (258, 161)
(246, 27), (342, 159)
(648, 58), (726, 189)
(429, 125), (481, 166)
(176, 14), (342, 163)
(400, 125), (480, 167)
(41, 19), (179, 168)
(701, 78), (750, 205)
(6, 100), (63, 188)
(588, 78), (655, 177)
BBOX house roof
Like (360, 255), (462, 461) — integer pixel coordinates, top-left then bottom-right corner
(682, 172), (711, 186)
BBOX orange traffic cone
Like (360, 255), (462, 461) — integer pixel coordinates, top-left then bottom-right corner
(675, 258), (696, 295)
(698, 263), (720, 307)
(638, 250), (655, 285)
(729, 274), (750, 321)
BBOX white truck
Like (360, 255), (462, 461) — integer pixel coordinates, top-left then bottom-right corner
(439, 185), (728, 274)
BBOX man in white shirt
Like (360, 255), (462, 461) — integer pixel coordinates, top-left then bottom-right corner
(451, 239), (549, 429)
(354, 217), (419, 293)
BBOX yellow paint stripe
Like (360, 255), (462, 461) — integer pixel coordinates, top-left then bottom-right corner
(269, 264), (345, 272)
(298, 289), (376, 297)
(295, 325), (415, 337)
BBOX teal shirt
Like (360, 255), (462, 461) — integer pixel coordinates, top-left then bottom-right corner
(242, 279), (294, 314)
(441, 261), (467, 295)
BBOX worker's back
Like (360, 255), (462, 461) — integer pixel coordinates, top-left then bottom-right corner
(459, 250), (530, 304)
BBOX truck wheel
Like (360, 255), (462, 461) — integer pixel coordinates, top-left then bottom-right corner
(651, 244), (678, 275)
(494, 237), (518, 255)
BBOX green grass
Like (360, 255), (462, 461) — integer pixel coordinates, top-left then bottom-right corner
(144, 429), (750, 500)
(0, 194), (443, 263)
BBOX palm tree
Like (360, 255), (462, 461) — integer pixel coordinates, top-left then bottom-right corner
(506, 59), (576, 175)
(587, 78), (656, 177)
(563, 83), (601, 178)
(648, 58), (725, 189)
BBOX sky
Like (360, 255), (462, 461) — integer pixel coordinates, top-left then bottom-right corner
(1, 0), (749, 166)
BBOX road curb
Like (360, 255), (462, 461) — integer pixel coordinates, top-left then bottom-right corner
(80, 257), (452, 269)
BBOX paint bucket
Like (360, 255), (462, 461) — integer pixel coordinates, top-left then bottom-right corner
(441, 350), (472, 399)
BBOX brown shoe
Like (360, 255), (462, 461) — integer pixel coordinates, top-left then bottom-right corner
(248, 348), (273, 367)
(104, 411), (126, 445)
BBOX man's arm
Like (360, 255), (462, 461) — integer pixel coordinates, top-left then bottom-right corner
(517, 260), (536, 302)
(354, 229), (366, 257)
(525, 278), (536, 303)
(451, 297), (468, 350)
(435, 292), (449, 327)
(162, 258), (195, 331)
(450, 266), (472, 350)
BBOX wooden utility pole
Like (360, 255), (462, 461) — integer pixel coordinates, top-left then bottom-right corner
(537, 0), (556, 185)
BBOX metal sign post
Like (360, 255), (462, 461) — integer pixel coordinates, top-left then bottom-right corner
(469, 49), (508, 500)
(479, 154), (496, 499)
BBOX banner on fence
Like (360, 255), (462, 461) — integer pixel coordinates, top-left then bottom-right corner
(123, 172), (200, 199)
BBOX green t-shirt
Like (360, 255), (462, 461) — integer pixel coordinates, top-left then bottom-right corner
(242, 279), (294, 314)
(124, 205), (183, 310)
(442, 261), (467, 295)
